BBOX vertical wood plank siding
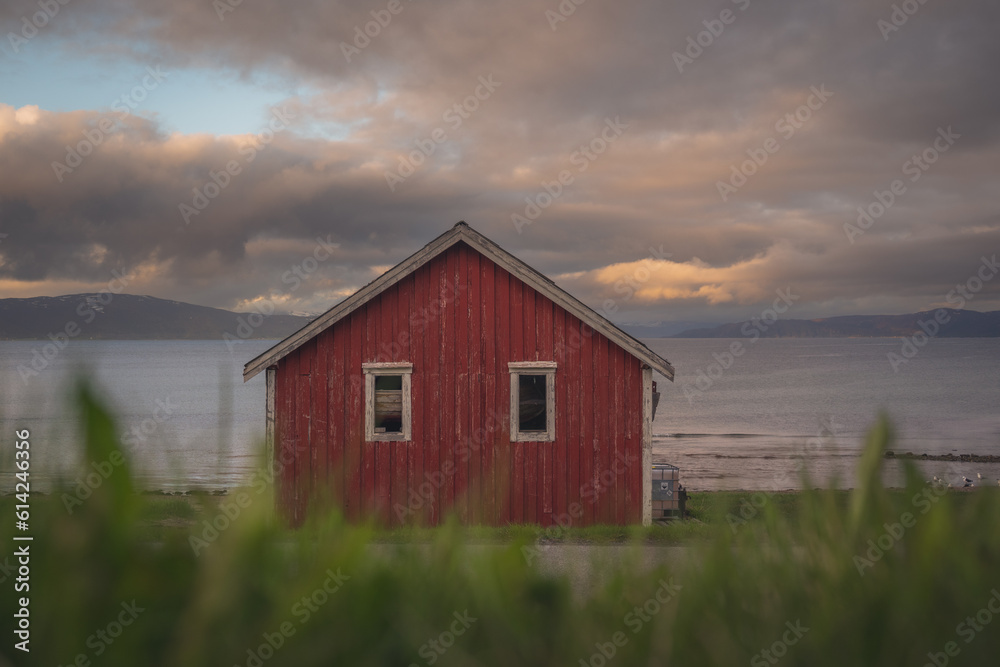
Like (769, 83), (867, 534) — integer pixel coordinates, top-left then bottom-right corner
(273, 242), (647, 526)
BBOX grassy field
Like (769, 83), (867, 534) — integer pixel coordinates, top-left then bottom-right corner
(3, 382), (999, 666)
(104, 485), (974, 544)
(0, 487), (840, 544)
(0, 490), (742, 545)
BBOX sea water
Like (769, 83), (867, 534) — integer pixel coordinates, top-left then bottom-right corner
(1, 338), (998, 492)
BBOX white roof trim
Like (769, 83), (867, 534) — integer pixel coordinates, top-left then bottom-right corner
(244, 222), (675, 382)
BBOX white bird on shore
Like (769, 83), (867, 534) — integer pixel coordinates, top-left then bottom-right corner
(977, 473), (983, 480)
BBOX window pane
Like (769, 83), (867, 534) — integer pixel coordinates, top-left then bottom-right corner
(375, 375), (402, 391)
(374, 374), (403, 433)
(518, 374), (547, 431)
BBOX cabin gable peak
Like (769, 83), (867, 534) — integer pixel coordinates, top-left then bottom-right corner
(244, 222), (674, 381)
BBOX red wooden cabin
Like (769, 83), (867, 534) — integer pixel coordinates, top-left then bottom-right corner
(244, 222), (674, 527)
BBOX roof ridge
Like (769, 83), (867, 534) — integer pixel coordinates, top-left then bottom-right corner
(243, 223), (674, 381)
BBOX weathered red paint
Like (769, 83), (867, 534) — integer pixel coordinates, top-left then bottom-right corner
(272, 241), (646, 526)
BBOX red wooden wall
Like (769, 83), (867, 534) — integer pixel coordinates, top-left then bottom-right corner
(273, 241), (646, 527)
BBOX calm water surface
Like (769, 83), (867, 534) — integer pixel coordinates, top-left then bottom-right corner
(647, 338), (1000, 490)
(1, 338), (998, 492)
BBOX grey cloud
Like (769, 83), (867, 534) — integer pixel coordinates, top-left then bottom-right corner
(1, 0), (999, 323)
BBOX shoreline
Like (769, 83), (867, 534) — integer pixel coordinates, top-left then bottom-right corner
(885, 450), (1000, 463)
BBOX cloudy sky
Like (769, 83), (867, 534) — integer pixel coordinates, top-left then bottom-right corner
(1, 0), (998, 326)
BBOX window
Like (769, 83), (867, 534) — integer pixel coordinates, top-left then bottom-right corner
(508, 362), (556, 441)
(363, 362), (412, 441)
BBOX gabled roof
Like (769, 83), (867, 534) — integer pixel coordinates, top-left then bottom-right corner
(244, 222), (674, 382)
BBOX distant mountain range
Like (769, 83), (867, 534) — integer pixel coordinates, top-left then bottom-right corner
(618, 321), (716, 338)
(2, 295), (997, 341)
(0, 294), (313, 340)
(671, 309), (1000, 338)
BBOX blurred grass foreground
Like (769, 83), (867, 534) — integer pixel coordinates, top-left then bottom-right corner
(3, 382), (1000, 666)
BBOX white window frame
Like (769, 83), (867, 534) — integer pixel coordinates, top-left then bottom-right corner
(363, 362), (413, 441)
(508, 361), (556, 442)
